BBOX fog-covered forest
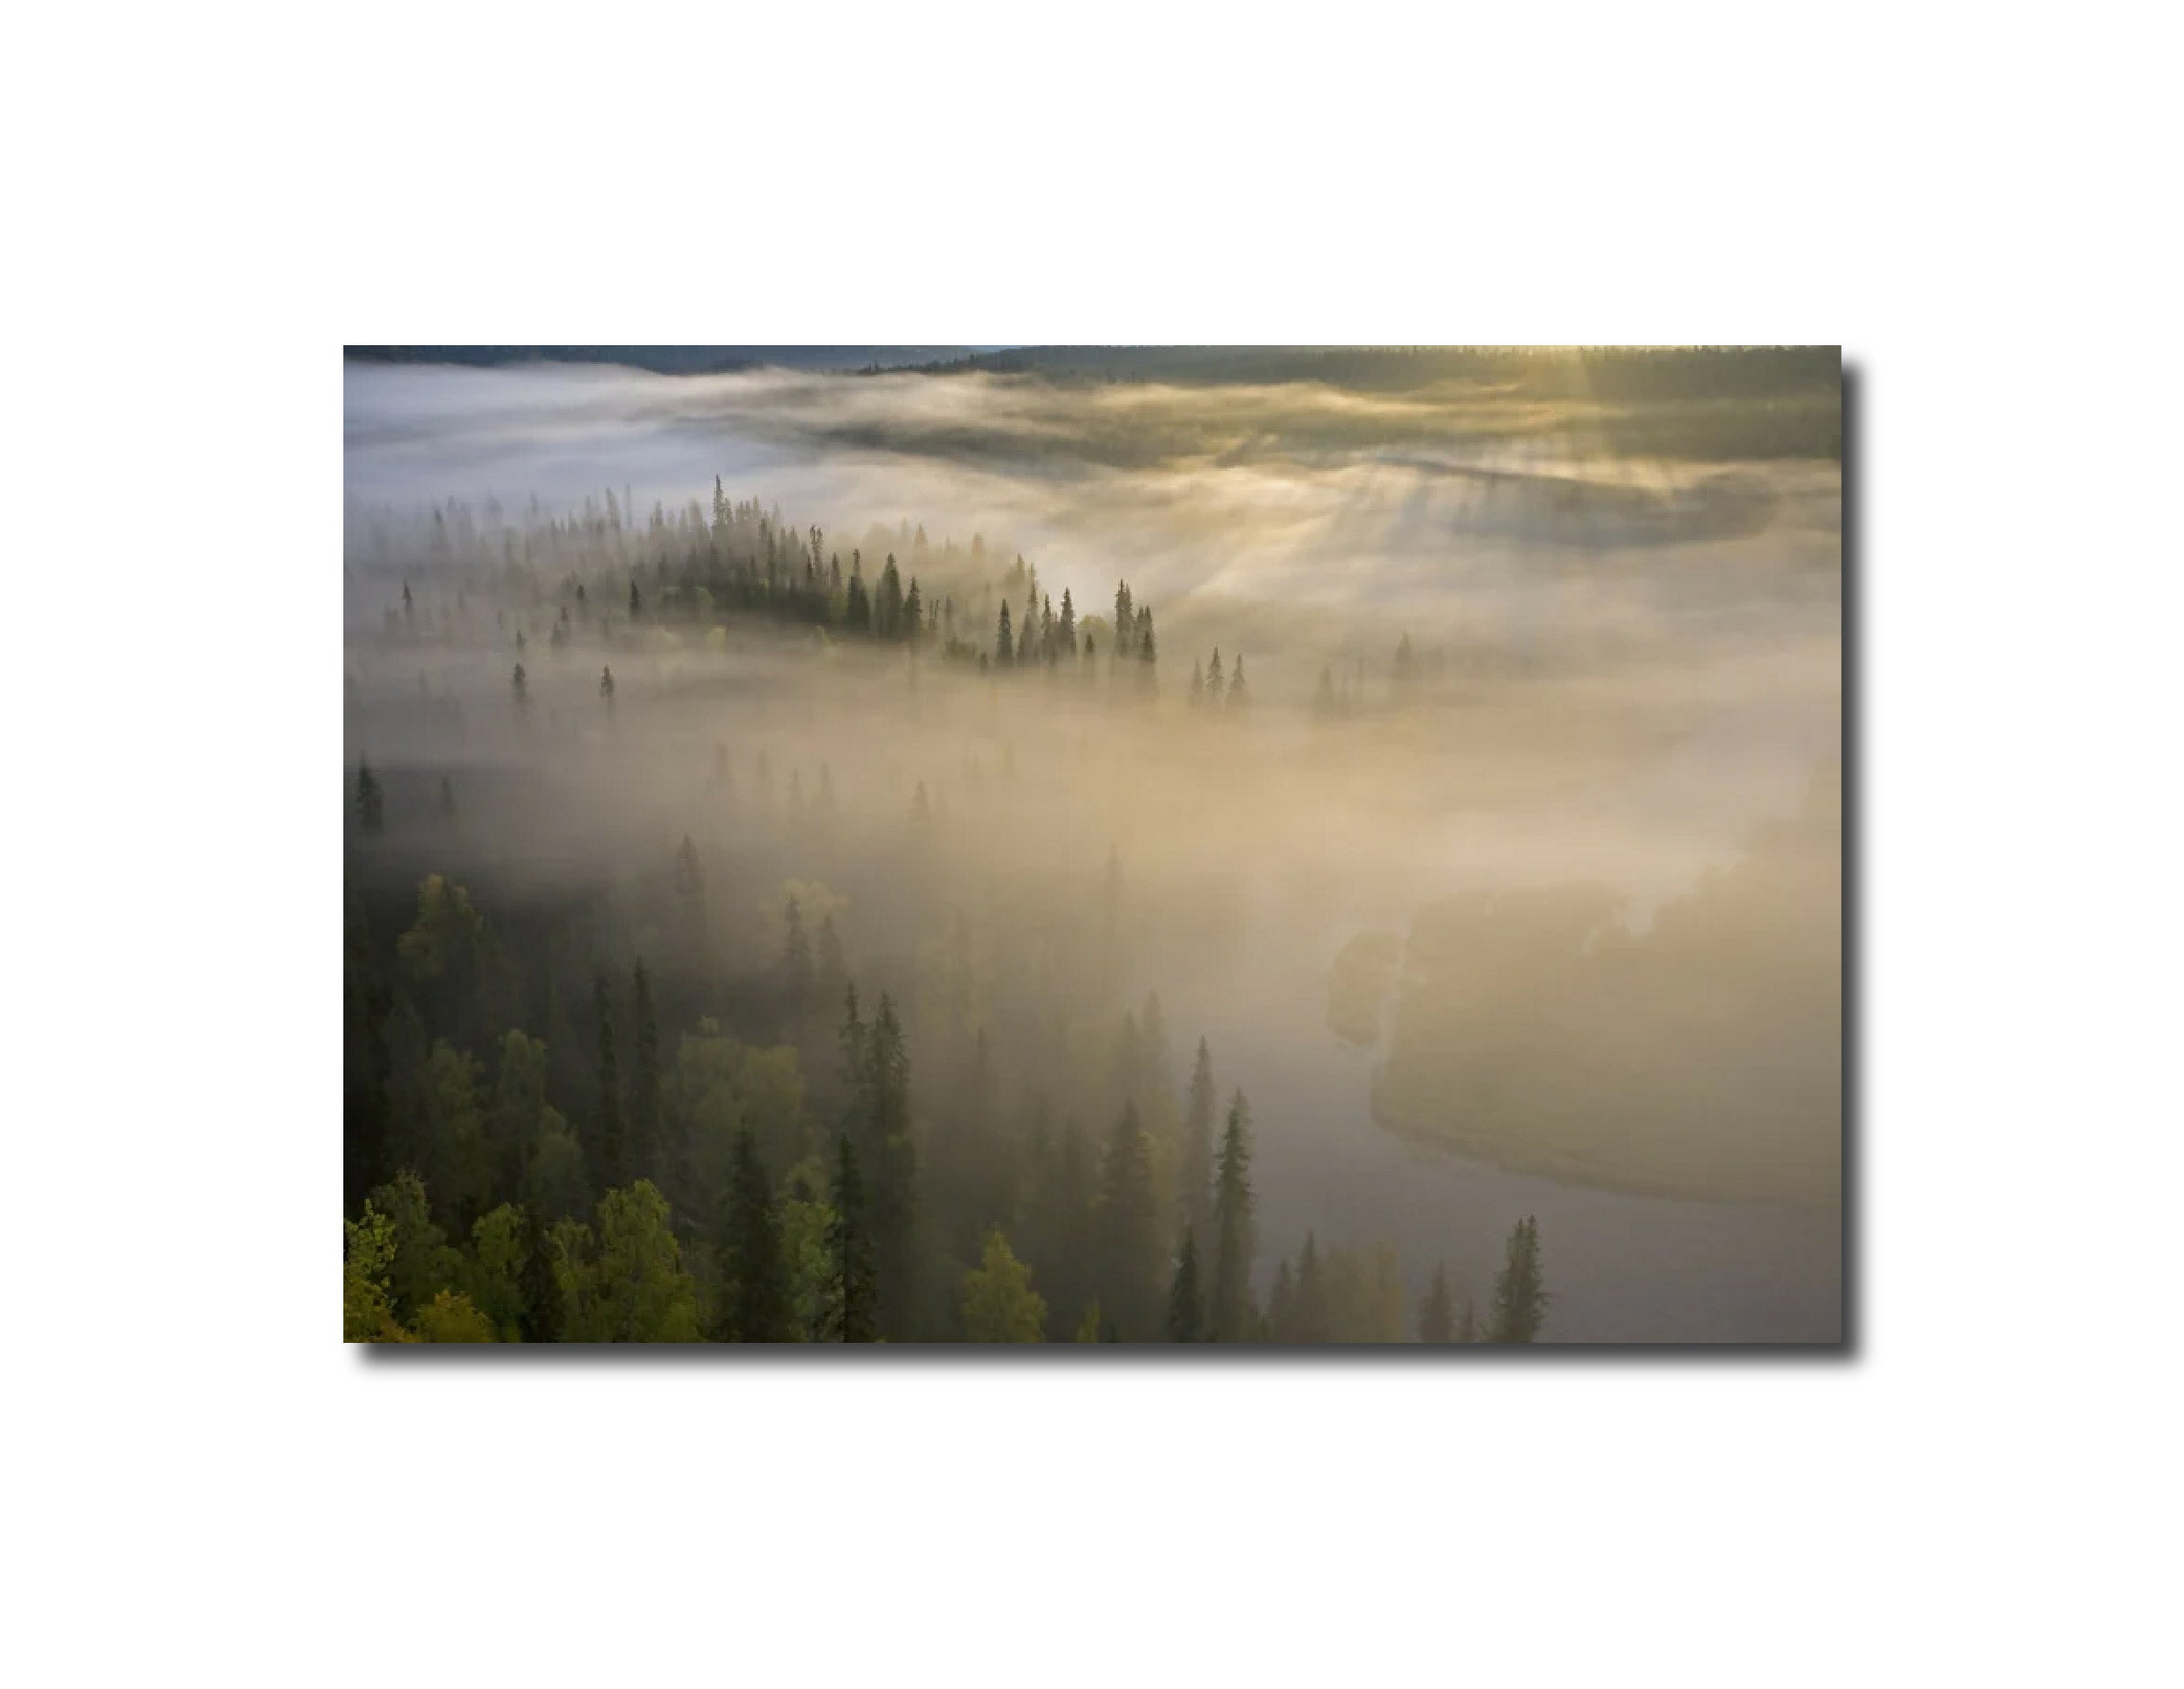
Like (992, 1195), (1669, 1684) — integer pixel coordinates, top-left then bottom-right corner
(343, 347), (1843, 1345)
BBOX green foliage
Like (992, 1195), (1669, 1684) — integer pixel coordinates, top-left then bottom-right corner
(549, 1182), (701, 1342)
(823, 1133), (879, 1342)
(961, 1230), (1048, 1342)
(343, 1201), (406, 1341)
(395, 876), (485, 984)
(412, 1289), (497, 1342)
(369, 1169), (466, 1324)
(468, 1203), (528, 1340)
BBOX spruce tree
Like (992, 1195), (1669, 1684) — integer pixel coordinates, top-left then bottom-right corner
(866, 992), (918, 1339)
(1179, 1036), (1217, 1245)
(1167, 1229), (1206, 1342)
(995, 600), (1014, 666)
(1096, 1100), (1159, 1339)
(720, 1130), (795, 1341)
(357, 760), (385, 835)
(824, 1133), (879, 1341)
(1488, 1216), (1549, 1342)
(1209, 1090), (1257, 1341)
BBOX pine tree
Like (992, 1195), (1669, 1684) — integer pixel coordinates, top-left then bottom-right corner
(1228, 653), (1248, 709)
(995, 600), (1014, 666)
(1167, 1229), (1206, 1341)
(1209, 1090), (1257, 1341)
(1488, 1215), (1549, 1342)
(628, 579), (643, 618)
(1206, 648), (1225, 706)
(1058, 588), (1077, 659)
(357, 760), (385, 835)
(1179, 1036), (1217, 1246)
(903, 577), (924, 642)
(1419, 1261), (1455, 1344)
(720, 1131), (795, 1340)
(824, 1133), (879, 1341)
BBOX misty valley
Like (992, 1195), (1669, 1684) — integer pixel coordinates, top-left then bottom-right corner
(342, 348), (1844, 1345)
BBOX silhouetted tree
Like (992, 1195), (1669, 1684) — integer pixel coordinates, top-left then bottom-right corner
(1488, 1216), (1549, 1342)
(1167, 1229), (1206, 1341)
(1209, 1091), (1256, 1341)
(824, 1133), (879, 1341)
(719, 1132), (795, 1340)
(357, 760), (384, 835)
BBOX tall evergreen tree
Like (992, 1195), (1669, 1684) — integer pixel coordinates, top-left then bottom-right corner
(877, 554), (905, 638)
(866, 992), (918, 1340)
(1209, 1090), (1257, 1341)
(1488, 1216), (1549, 1342)
(824, 1133), (879, 1342)
(1058, 587), (1077, 659)
(995, 600), (1014, 666)
(1179, 1036), (1217, 1246)
(356, 760), (385, 835)
(1167, 1229), (1206, 1341)
(1096, 1100), (1160, 1339)
(719, 1131), (795, 1341)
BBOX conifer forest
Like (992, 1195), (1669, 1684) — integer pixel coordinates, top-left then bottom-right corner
(343, 346), (1844, 1345)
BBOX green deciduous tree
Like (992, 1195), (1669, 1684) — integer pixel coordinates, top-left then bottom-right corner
(961, 1230), (1048, 1342)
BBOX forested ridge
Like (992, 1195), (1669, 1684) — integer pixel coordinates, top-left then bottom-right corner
(343, 482), (1553, 1344)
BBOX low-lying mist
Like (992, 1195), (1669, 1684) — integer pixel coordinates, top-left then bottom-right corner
(344, 351), (1842, 1343)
